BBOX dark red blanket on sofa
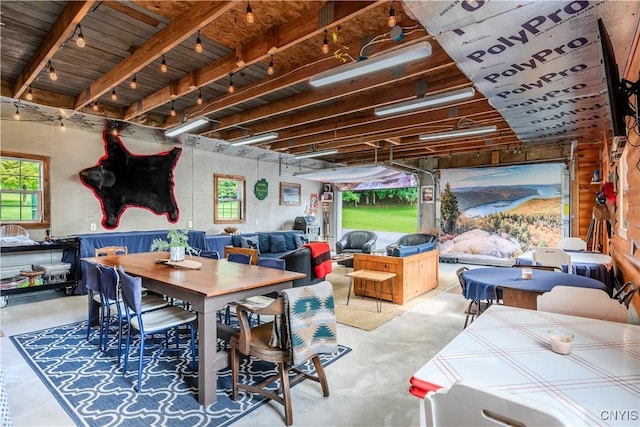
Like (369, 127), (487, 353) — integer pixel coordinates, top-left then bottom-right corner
(303, 242), (332, 279)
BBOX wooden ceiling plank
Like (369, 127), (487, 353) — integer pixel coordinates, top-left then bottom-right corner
(73, 1), (235, 110)
(102, 1), (162, 28)
(12, 1), (96, 98)
(139, 1), (381, 124)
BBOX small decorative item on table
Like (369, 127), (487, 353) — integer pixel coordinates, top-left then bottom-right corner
(548, 330), (574, 355)
(224, 227), (238, 235)
(150, 229), (196, 262)
(521, 267), (532, 279)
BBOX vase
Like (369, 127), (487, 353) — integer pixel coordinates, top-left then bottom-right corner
(170, 246), (185, 262)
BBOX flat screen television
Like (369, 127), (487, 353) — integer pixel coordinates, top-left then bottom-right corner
(598, 18), (628, 138)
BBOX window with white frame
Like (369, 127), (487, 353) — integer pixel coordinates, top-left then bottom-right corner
(618, 149), (629, 239)
(0, 152), (50, 228)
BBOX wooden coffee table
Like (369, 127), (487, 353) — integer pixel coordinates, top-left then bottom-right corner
(345, 269), (397, 312)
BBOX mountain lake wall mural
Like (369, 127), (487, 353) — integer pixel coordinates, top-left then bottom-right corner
(439, 163), (564, 261)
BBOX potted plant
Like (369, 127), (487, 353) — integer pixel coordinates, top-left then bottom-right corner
(150, 229), (196, 262)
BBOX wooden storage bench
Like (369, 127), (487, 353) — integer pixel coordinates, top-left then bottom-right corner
(353, 250), (439, 305)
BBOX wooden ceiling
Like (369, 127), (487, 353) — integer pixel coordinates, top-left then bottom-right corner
(1, 1), (630, 167)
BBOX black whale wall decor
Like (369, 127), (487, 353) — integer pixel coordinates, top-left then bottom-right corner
(79, 131), (181, 229)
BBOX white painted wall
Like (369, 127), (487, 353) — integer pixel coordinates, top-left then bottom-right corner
(1, 120), (322, 240)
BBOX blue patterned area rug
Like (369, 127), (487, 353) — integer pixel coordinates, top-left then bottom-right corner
(10, 321), (351, 427)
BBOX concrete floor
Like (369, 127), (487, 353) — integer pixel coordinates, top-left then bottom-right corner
(1, 262), (470, 427)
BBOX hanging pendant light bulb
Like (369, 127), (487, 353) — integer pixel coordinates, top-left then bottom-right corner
(321, 29), (329, 54)
(76, 24), (86, 47)
(388, 4), (396, 27)
(197, 88), (203, 105)
(14, 105), (20, 120)
(48, 61), (57, 81)
(160, 55), (168, 73)
(267, 55), (274, 75)
(26, 86), (33, 101)
(59, 118), (66, 131)
(130, 74), (137, 89)
(246, 2), (254, 24)
(228, 73), (235, 94)
(111, 88), (117, 101)
(195, 30), (203, 53)
(92, 100), (99, 111)
(170, 101), (176, 117)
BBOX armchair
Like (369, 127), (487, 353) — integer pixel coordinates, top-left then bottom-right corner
(335, 230), (377, 267)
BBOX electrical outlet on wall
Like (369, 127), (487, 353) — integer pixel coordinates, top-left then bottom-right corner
(188, 220), (193, 228)
(90, 223), (96, 231)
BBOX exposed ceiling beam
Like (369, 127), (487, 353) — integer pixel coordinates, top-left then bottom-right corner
(127, 1), (383, 122)
(12, 1), (95, 98)
(73, 1), (235, 110)
(216, 67), (469, 140)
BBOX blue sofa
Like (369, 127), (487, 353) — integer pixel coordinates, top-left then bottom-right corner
(386, 233), (437, 257)
(230, 230), (306, 258)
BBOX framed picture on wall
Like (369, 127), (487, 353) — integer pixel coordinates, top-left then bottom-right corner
(310, 193), (319, 212)
(421, 185), (434, 204)
(280, 182), (301, 206)
(322, 192), (333, 202)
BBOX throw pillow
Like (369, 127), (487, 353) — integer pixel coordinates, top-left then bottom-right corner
(293, 233), (304, 248)
(258, 234), (271, 253)
(269, 234), (287, 253)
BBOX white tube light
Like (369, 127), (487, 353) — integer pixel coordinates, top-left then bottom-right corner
(165, 118), (209, 137)
(375, 87), (476, 116)
(309, 41), (432, 87)
(231, 132), (279, 146)
(295, 149), (338, 159)
(419, 125), (497, 142)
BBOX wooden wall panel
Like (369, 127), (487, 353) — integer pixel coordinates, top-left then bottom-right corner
(607, 26), (640, 319)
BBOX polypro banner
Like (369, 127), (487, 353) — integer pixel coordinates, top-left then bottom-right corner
(404, 0), (640, 144)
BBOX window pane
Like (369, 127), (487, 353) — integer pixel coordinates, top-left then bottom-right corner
(214, 174), (245, 223)
(0, 154), (47, 225)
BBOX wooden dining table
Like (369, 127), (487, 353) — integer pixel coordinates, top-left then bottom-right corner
(410, 304), (640, 426)
(83, 251), (305, 407)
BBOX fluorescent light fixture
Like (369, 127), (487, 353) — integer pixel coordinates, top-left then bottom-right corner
(165, 118), (209, 137)
(231, 132), (279, 146)
(309, 41), (432, 87)
(295, 149), (338, 159)
(375, 87), (476, 116)
(419, 125), (497, 142)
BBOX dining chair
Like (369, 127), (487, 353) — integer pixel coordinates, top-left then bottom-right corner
(231, 281), (337, 426)
(532, 247), (572, 272)
(227, 252), (252, 264)
(98, 265), (169, 366)
(557, 237), (587, 251)
(95, 246), (128, 257)
(197, 249), (220, 259)
(456, 267), (491, 329)
(119, 265), (197, 392)
(84, 262), (106, 345)
(221, 252), (255, 324)
(423, 380), (570, 426)
(537, 285), (628, 323)
(612, 281), (637, 308)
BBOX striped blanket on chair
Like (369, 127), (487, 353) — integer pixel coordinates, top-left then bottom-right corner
(280, 281), (338, 366)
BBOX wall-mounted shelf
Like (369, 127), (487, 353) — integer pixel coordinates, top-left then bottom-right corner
(590, 181), (602, 185)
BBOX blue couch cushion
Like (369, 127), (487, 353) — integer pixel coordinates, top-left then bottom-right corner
(269, 234), (287, 253)
(392, 241), (435, 257)
(282, 232), (297, 250)
(258, 234), (271, 253)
